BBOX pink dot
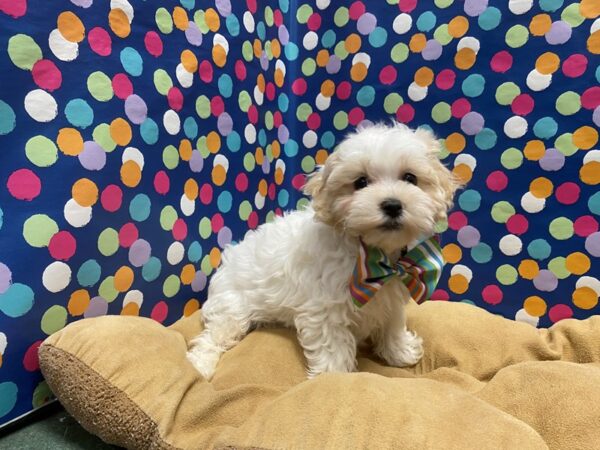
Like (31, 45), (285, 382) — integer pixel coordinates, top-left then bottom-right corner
(0, 0), (27, 18)
(482, 285), (503, 305)
(7, 169), (41, 201)
(248, 211), (259, 229)
(574, 215), (599, 237)
(48, 231), (77, 261)
(151, 301), (168, 323)
(88, 27), (112, 57)
(430, 288), (450, 301)
(234, 59), (247, 81)
(348, 107), (364, 126)
(199, 184), (213, 205)
(396, 103), (415, 123)
(511, 94), (534, 116)
(154, 171), (170, 195)
(211, 213), (224, 232)
(275, 208), (283, 216)
(23, 340), (42, 372)
(144, 31), (163, 57)
(247, 104), (259, 124)
(118, 223), (138, 248)
(112, 73), (133, 100)
(307, 112), (321, 129)
(336, 81), (352, 100)
(273, 9), (283, 26)
(398, 0), (417, 13)
(562, 54), (587, 78)
(199, 60), (213, 83)
(555, 181), (580, 205)
(172, 218), (188, 241)
(268, 182), (276, 200)
(246, 0), (257, 13)
(292, 78), (307, 95)
(292, 174), (307, 191)
(435, 69), (456, 90)
(379, 65), (397, 85)
(451, 98), (471, 118)
(31, 59), (62, 92)
(349, 1), (365, 20)
(265, 82), (276, 101)
(486, 170), (508, 192)
(506, 214), (529, 235)
(581, 86), (600, 110)
(235, 173), (249, 192)
(448, 211), (468, 230)
(167, 87), (184, 111)
(307, 12), (322, 31)
(548, 304), (572, 323)
(273, 111), (283, 127)
(101, 184), (123, 212)
(490, 50), (513, 73)
(211, 96), (225, 117)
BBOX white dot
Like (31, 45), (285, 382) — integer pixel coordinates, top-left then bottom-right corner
(457, 37), (480, 54)
(583, 150), (600, 164)
(163, 109), (180, 135)
(180, 194), (196, 216)
(504, 116), (528, 138)
(123, 289), (143, 307)
(508, 0), (533, 14)
(275, 59), (286, 76)
(526, 69), (552, 92)
(450, 264), (473, 282)
(243, 11), (255, 33)
(515, 308), (539, 327)
(213, 34), (229, 54)
(122, 146), (144, 169)
(276, 159), (286, 172)
(49, 29), (79, 61)
(521, 191), (546, 213)
(253, 85), (264, 105)
(64, 198), (92, 228)
(244, 123), (256, 144)
(352, 52), (371, 68)
(316, 0), (330, 9)
(167, 241), (185, 265)
(592, 18), (600, 34)
(407, 82), (428, 102)
(254, 192), (265, 210)
(214, 154), (229, 172)
(110, 0), (134, 22)
(0, 332), (6, 354)
(393, 13), (412, 34)
(499, 234), (523, 256)
(24, 89), (58, 123)
(576, 276), (600, 295)
(455, 154), (477, 170)
(42, 261), (72, 293)
(176, 63), (193, 88)
(303, 31), (319, 50)
(303, 130), (318, 148)
(315, 93), (331, 111)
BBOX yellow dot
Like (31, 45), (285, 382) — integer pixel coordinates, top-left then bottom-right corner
(524, 140), (546, 161)
(442, 243), (462, 264)
(572, 287), (598, 310)
(180, 264), (196, 285)
(120, 160), (142, 188)
(414, 67), (434, 87)
(212, 44), (227, 68)
(344, 33), (361, 53)
(110, 118), (132, 146)
(72, 178), (98, 207)
(580, 0), (600, 19)
(121, 303), (139, 316)
(529, 14), (552, 36)
(209, 247), (221, 268)
(321, 80), (335, 97)
(57, 128), (83, 156)
(448, 16), (469, 38)
(181, 50), (198, 73)
(535, 52), (560, 74)
(204, 8), (220, 32)
(184, 179), (198, 200)
(212, 165), (226, 186)
(206, 131), (221, 153)
(572, 126), (599, 150)
(518, 259), (539, 280)
(448, 274), (469, 294)
(529, 177), (553, 199)
(172, 6), (189, 31)
(68, 289), (90, 316)
(445, 133), (466, 154)
(566, 252), (591, 275)
(315, 149), (329, 165)
(184, 299), (200, 317)
(350, 62), (368, 82)
(409, 33), (427, 52)
(588, 30), (600, 54)
(108, 8), (130, 39)
(179, 139), (193, 161)
(580, 161), (600, 185)
(523, 296), (547, 317)
(114, 266), (134, 292)
(454, 48), (476, 70)
(453, 164), (473, 183)
(57, 11), (85, 43)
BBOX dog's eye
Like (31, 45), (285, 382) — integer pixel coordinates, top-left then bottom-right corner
(353, 176), (369, 190)
(402, 173), (418, 185)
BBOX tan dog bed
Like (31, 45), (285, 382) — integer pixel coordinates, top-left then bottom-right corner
(39, 301), (600, 449)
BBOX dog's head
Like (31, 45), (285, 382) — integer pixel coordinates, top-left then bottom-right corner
(304, 122), (462, 253)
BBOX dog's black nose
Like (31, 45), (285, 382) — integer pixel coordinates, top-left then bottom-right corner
(380, 198), (403, 218)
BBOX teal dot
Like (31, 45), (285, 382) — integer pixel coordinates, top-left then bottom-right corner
(226, 131), (241, 152)
(0, 207), (3, 231)
(284, 140), (299, 157)
(478, 7), (501, 31)
(461, 74), (485, 97)
(142, 257), (162, 282)
(64, 99), (93, 129)
(284, 42), (299, 60)
(416, 11), (437, 32)
(256, 21), (266, 40)
(539, 0), (563, 12)
(458, 190), (481, 212)
(474, 128), (497, 150)
(0, 382), (18, 418)
(187, 241), (202, 263)
(183, 117), (198, 139)
(527, 239), (552, 260)
(0, 100), (16, 135)
(278, 189), (289, 207)
(471, 243), (493, 263)
(279, 0), (289, 12)
(140, 118), (159, 145)
(226, 14), (240, 36)
(596, 65), (600, 83)
(258, 129), (267, 147)
(0, 283), (34, 318)
(356, 86), (376, 107)
(588, 192), (600, 215)
(120, 47), (143, 76)
(321, 131), (335, 149)
(180, 0), (194, 9)
(278, 93), (289, 112)
(129, 194), (151, 222)
(217, 191), (233, 213)
(218, 74), (233, 98)
(77, 259), (101, 287)
(533, 117), (558, 139)
(368, 27), (388, 48)
(321, 30), (337, 48)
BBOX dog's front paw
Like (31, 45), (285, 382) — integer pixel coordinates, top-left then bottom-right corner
(379, 329), (424, 368)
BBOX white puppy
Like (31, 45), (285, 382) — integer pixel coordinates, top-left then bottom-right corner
(187, 122), (460, 379)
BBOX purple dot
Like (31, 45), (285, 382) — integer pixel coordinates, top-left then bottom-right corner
(464, 0), (488, 17)
(84, 296), (108, 318)
(70, 0), (92, 7)
(460, 111), (485, 135)
(191, 271), (207, 292)
(217, 226), (233, 248)
(357, 13), (377, 35)
(128, 239), (151, 267)
(185, 22), (203, 47)
(278, 124), (289, 143)
(260, 51), (269, 71)
(262, 158), (271, 174)
(215, 0), (232, 17)
(278, 25), (289, 45)
(124, 94), (148, 125)
(326, 55), (342, 74)
(189, 150), (204, 173)
(422, 40), (443, 61)
(539, 148), (565, 171)
(457, 225), (481, 248)
(546, 21), (572, 45)
(585, 232), (600, 257)
(533, 270), (558, 292)
(0, 263), (12, 294)
(78, 141), (106, 171)
(217, 113), (233, 136)
(593, 106), (600, 128)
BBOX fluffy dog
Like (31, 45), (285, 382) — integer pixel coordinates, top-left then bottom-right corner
(187, 122), (460, 379)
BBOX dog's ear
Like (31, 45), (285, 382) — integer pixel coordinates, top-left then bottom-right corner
(302, 151), (340, 224)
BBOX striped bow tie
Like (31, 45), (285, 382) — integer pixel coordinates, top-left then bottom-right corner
(349, 235), (444, 307)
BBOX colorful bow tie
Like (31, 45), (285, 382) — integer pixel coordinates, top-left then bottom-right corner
(349, 235), (444, 307)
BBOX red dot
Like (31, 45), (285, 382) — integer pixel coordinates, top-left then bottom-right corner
(248, 211), (259, 229)
(348, 1), (365, 19)
(167, 87), (184, 111)
(555, 182), (580, 205)
(562, 54), (587, 78)
(88, 27), (112, 56)
(118, 223), (138, 248)
(246, 0), (257, 13)
(48, 231), (77, 261)
(506, 214), (529, 235)
(23, 340), (43, 372)
(112, 73), (133, 100)
(172, 218), (188, 241)
(511, 94), (534, 116)
(398, 0), (417, 13)
(199, 184), (213, 205)
(292, 174), (307, 191)
(379, 65), (397, 85)
(211, 213), (224, 232)
(307, 12), (322, 31)
(275, 208), (283, 216)
(154, 171), (170, 195)
(451, 98), (471, 118)
(292, 78), (307, 96)
(234, 59), (247, 81)
(199, 60), (213, 83)
(247, 104), (259, 124)
(307, 112), (322, 129)
(144, 31), (163, 57)
(211, 96), (225, 116)
(548, 304), (572, 323)
(396, 103), (415, 123)
(235, 173), (249, 192)
(273, 9), (283, 26)
(7, 169), (41, 201)
(273, 111), (283, 127)
(482, 285), (503, 305)
(31, 59), (62, 92)
(101, 184), (123, 212)
(486, 170), (508, 192)
(490, 50), (513, 73)
(0, 0), (27, 18)
(435, 69), (456, 90)
(574, 215), (599, 237)
(448, 211), (468, 230)
(336, 81), (352, 100)
(268, 183), (276, 200)
(581, 86), (600, 110)
(151, 301), (168, 323)
(348, 107), (364, 126)
(430, 289), (450, 301)
(265, 82), (276, 101)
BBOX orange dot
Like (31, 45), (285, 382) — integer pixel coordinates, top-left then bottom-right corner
(180, 264), (196, 285)
(529, 14), (552, 36)
(256, 73), (266, 92)
(179, 139), (193, 161)
(523, 140), (546, 161)
(572, 126), (599, 150)
(442, 243), (462, 264)
(445, 133), (466, 154)
(184, 299), (200, 317)
(108, 8), (130, 39)
(206, 131), (221, 153)
(121, 303), (139, 316)
(414, 67), (434, 87)
(529, 177), (553, 199)
(315, 149), (329, 165)
(580, 0), (600, 18)
(321, 80), (335, 97)
(535, 52), (560, 74)
(448, 16), (469, 38)
(271, 39), (281, 58)
(588, 30), (600, 54)
(184, 178), (199, 200)
(68, 289), (90, 316)
(580, 161), (600, 185)
(72, 178), (98, 207)
(253, 39), (263, 58)
(57, 128), (84, 156)
(120, 160), (142, 188)
(114, 266), (134, 292)
(274, 68), (284, 88)
(566, 252), (591, 275)
(212, 165), (226, 186)
(57, 11), (85, 43)
(172, 6), (189, 31)
(204, 8), (220, 32)
(272, 140), (281, 158)
(110, 118), (132, 146)
(409, 33), (427, 52)
(523, 295), (547, 317)
(209, 247), (221, 268)
(274, 168), (284, 185)
(573, 287), (598, 310)
(316, 49), (330, 67)
(181, 50), (198, 72)
(258, 179), (268, 196)
(350, 62), (368, 82)
(255, 146), (264, 165)
(344, 33), (362, 53)
(453, 164), (473, 183)
(518, 259), (539, 280)
(448, 274), (469, 294)
(212, 45), (227, 68)
(454, 48), (476, 70)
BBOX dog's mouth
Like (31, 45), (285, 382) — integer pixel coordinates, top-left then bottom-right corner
(379, 220), (403, 231)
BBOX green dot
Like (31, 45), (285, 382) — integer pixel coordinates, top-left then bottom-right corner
(333, 111), (348, 130)
(98, 276), (118, 302)
(93, 123), (116, 152)
(433, 24), (452, 45)
(431, 102), (451, 123)
(266, 211), (276, 223)
(238, 91), (251, 112)
(555, 133), (578, 156)
(495, 82), (521, 105)
(505, 24), (529, 48)
(163, 145), (179, 169)
(500, 148), (523, 169)
(194, 10), (209, 33)
(491, 201), (516, 223)
(153, 69), (173, 95)
(196, 136), (208, 157)
(155, 7), (173, 34)
(264, 111), (274, 130)
(162, 274), (181, 298)
(334, 7), (349, 27)
(23, 214), (58, 247)
(40, 305), (67, 335)
(301, 155), (316, 173)
(434, 0), (454, 7)
(98, 228), (119, 256)
(434, 218), (449, 233)
(25, 136), (58, 167)
(302, 58), (317, 76)
(390, 43), (409, 63)
(297, 197), (311, 210)
(296, 103), (313, 121)
(160, 205), (178, 230)
(8, 34), (42, 70)
(201, 255), (213, 276)
(561, 3), (585, 27)
(296, 4), (313, 23)
(243, 152), (255, 171)
(87, 72), (113, 102)
(496, 264), (518, 285)
(555, 91), (581, 116)
(334, 41), (349, 60)
(548, 256), (570, 279)
(549, 217), (574, 240)
(265, 144), (273, 161)
(384, 93), (404, 114)
(199, 217), (212, 239)
(242, 41), (253, 61)
(264, 6), (274, 26)
(264, 40), (273, 59)
(438, 142), (450, 159)
(239, 200), (252, 220)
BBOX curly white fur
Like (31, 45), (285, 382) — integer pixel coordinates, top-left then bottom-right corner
(187, 122), (460, 379)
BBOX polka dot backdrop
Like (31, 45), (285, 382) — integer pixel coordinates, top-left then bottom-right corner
(0, 0), (599, 425)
